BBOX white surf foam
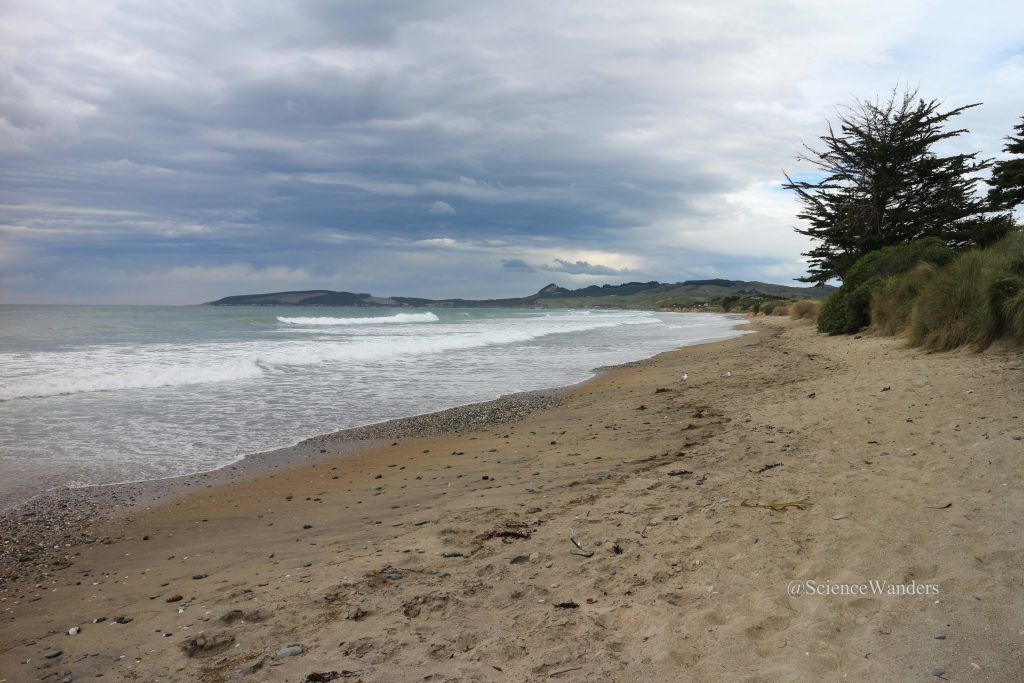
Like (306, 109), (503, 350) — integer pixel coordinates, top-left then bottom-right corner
(0, 313), (656, 400)
(0, 355), (265, 401)
(277, 312), (440, 325)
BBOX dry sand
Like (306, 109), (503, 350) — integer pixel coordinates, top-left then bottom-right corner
(2, 317), (1023, 682)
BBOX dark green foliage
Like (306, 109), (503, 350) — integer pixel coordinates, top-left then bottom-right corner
(817, 286), (880, 335)
(842, 237), (955, 289)
(784, 89), (1013, 284)
(988, 116), (1024, 210)
(816, 238), (954, 334)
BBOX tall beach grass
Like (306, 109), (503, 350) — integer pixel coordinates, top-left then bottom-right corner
(788, 300), (821, 322)
(870, 230), (1024, 351)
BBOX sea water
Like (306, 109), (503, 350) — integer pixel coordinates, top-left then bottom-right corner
(0, 305), (743, 507)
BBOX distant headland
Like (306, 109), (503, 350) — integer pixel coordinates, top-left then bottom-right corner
(204, 279), (835, 311)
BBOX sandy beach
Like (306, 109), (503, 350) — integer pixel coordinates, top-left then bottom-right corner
(2, 316), (1023, 682)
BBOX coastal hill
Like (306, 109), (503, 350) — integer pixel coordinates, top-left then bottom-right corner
(205, 279), (835, 310)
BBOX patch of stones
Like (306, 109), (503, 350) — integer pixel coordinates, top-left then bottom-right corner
(303, 390), (564, 446)
(0, 488), (111, 590)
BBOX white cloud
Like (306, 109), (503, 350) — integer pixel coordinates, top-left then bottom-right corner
(428, 200), (456, 215)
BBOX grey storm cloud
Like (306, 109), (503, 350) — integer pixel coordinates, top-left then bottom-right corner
(1, 0), (1022, 303)
(501, 259), (536, 273)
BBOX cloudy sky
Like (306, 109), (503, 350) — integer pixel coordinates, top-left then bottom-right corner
(2, 0), (1022, 304)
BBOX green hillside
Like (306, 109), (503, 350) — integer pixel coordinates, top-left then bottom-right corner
(205, 279), (834, 311)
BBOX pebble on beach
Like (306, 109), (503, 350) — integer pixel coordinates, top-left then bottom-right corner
(276, 644), (304, 658)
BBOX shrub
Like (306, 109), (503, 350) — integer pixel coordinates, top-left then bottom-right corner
(720, 295), (740, 311)
(789, 300), (821, 322)
(817, 237), (955, 334)
(843, 237), (955, 290)
(817, 281), (883, 334)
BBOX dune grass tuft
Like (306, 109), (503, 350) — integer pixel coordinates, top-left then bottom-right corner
(788, 300), (820, 322)
(870, 263), (937, 337)
(1003, 284), (1024, 342)
(869, 229), (1024, 351)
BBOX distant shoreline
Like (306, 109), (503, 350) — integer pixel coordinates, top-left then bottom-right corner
(204, 279), (834, 310)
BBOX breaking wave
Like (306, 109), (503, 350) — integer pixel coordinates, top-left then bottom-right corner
(277, 312), (440, 325)
(0, 314), (652, 401)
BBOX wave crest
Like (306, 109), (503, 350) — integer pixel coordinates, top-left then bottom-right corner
(277, 312), (440, 325)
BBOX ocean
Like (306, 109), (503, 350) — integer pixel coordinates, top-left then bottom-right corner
(0, 305), (744, 508)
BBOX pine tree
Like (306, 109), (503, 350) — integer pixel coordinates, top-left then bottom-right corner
(784, 89), (1013, 285)
(987, 116), (1024, 210)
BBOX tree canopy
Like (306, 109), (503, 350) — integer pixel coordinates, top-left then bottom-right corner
(784, 89), (1014, 285)
(987, 116), (1024, 211)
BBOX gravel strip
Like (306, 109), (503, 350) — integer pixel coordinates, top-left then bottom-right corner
(301, 389), (563, 446)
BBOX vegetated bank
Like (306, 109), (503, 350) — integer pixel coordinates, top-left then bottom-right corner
(816, 229), (1024, 351)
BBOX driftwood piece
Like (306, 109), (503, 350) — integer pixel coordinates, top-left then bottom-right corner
(569, 529), (595, 557)
(740, 498), (810, 511)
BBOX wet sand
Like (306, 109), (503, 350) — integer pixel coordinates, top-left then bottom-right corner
(2, 317), (1023, 682)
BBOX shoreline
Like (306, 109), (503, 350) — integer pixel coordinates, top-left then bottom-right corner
(0, 311), (748, 515)
(0, 383), (566, 582)
(3, 318), (1022, 681)
(0, 321), (746, 587)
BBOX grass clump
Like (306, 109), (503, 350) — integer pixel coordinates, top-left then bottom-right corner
(869, 229), (1024, 350)
(907, 231), (1024, 350)
(789, 300), (821, 322)
(870, 262), (938, 336)
(906, 251), (1000, 350)
(761, 301), (790, 316)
